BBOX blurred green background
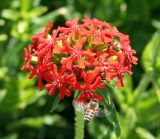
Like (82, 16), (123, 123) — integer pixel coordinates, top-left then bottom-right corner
(0, 0), (160, 139)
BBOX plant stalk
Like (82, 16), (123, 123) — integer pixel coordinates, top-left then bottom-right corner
(74, 111), (85, 139)
(133, 73), (151, 105)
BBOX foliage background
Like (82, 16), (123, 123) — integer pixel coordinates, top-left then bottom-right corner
(0, 0), (160, 138)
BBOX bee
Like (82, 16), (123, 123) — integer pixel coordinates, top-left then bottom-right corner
(73, 99), (108, 123)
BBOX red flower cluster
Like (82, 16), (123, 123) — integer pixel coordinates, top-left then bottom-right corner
(21, 16), (138, 103)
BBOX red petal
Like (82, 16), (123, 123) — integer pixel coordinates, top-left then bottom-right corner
(65, 74), (76, 85)
(81, 72), (90, 88)
(65, 88), (71, 97)
(46, 83), (57, 96)
(52, 65), (58, 77)
(44, 22), (53, 35)
(66, 17), (79, 27)
(88, 69), (100, 83)
(76, 38), (86, 50)
(38, 75), (44, 89)
(91, 76), (105, 89)
(104, 70), (112, 81)
(58, 85), (65, 99)
(63, 39), (74, 52)
(70, 82), (83, 90)
(28, 69), (36, 79)
(77, 58), (85, 69)
(117, 76), (124, 87)
(59, 66), (67, 75)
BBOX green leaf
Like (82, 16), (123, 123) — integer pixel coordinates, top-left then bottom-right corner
(20, 0), (31, 13)
(96, 88), (121, 137)
(9, 115), (66, 129)
(0, 89), (7, 102)
(0, 67), (8, 79)
(152, 77), (160, 102)
(32, 0), (41, 7)
(26, 6), (47, 19)
(31, 7), (69, 31)
(0, 134), (18, 139)
(21, 115), (64, 127)
(0, 18), (5, 26)
(17, 20), (28, 33)
(1, 9), (19, 21)
(152, 20), (160, 30)
(135, 127), (156, 139)
(136, 88), (160, 129)
(88, 119), (111, 139)
(16, 89), (46, 109)
(50, 91), (60, 112)
(123, 108), (137, 137)
(142, 31), (160, 72)
(157, 134), (160, 139)
(0, 34), (8, 41)
(114, 76), (134, 105)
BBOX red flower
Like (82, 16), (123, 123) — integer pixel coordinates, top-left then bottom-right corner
(94, 52), (109, 70)
(60, 37), (95, 69)
(68, 66), (83, 80)
(120, 37), (138, 64)
(105, 52), (132, 87)
(59, 18), (89, 38)
(35, 28), (60, 59)
(28, 56), (52, 89)
(70, 70), (106, 103)
(82, 16), (114, 45)
(32, 22), (53, 50)
(21, 45), (32, 70)
(46, 65), (76, 99)
(59, 18), (81, 36)
(114, 29), (138, 65)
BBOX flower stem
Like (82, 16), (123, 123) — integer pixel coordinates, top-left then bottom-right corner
(75, 111), (85, 139)
(132, 73), (151, 105)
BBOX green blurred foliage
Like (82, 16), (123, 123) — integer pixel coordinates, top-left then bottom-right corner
(0, 0), (160, 138)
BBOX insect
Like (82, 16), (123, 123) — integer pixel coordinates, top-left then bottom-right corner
(73, 99), (109, 123)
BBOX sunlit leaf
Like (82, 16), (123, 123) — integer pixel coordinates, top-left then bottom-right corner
(136, 127), (156, 139)
(9, 115), (66, 129)
(152, 20), (160, 29)
(0, 67), (8, 79)
(0, 19), (5, 26)
(0, 89), (7, 102)
(17, 20), (28, 33)
(142, 31), (160, 72)
(27, 6), (47, 19)
(1, 9), (19, 20)
(0, 34), (8, 41)
(32, 7), (68, 25)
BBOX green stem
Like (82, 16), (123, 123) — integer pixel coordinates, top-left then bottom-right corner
(75, 111), (85, 139)
(132, 73), (151, 105)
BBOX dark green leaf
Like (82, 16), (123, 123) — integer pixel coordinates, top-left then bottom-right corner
(50, 91), (60, 112)
(96, 87), (121, 137)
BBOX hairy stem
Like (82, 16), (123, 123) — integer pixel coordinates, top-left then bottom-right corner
(75, 111), (85, 139)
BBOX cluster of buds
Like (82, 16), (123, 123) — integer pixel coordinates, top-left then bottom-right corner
(21, 16), (138, 103)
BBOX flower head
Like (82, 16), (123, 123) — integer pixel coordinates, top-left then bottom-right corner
(21, 16), (138, 103)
